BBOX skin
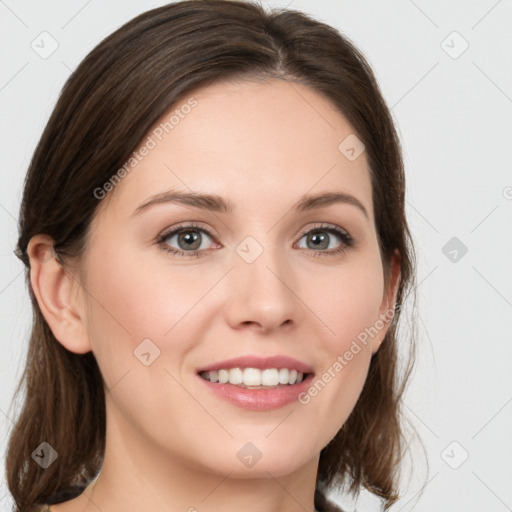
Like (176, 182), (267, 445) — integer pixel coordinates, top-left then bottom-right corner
(28, 78), (400, 512)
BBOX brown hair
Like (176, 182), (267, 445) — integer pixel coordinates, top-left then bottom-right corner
(6, 1), (418, 510)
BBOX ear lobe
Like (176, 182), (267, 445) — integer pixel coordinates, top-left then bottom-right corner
(27, 234), (92, 354)
(371, 249), (402, 355)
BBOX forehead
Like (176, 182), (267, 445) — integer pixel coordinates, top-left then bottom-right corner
(97, 79), (373, 222)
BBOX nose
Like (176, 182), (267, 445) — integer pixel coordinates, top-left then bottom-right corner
(223, 242), (298, 334)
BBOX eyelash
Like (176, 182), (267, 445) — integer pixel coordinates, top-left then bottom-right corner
(156, 222), (354, 258)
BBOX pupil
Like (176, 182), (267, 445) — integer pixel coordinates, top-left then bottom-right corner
(309, 232), (328, 250)
(180, 231), (200, 250)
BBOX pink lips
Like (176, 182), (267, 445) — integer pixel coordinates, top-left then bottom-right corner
(196, 354), (315, 411)
(198, 374), (315, 411)
(196, 354), (314, 374)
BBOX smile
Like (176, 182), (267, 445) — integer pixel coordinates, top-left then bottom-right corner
(199, 367), (309, 388)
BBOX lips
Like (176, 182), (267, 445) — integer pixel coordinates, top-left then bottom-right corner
(198, 371), (315, 411)
(196, 354), (314, 374)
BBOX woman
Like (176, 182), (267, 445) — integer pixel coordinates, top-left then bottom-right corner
(6, 1), (417, 511)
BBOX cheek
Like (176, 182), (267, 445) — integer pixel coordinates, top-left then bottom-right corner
(81, 240), (230, 393)
(82, 247), (188, 385)
(299, 251), (385, 437)
(311, 250), (385, 352)
(84, 243), (204, 339)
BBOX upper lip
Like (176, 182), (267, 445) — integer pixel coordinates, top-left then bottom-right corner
(196, 355), (314, 374)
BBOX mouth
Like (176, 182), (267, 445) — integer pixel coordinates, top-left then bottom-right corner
(196, 354), (314, 390)
(196, 355), (315, 410)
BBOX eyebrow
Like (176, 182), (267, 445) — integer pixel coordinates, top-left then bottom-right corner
(131, 189), (369, 220)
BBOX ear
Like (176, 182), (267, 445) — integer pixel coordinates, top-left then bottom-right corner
(371, 249), (401, 355)
(27, 234), (92, 354)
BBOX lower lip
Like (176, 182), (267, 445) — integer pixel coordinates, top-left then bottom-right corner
(198, 373), (314, 411)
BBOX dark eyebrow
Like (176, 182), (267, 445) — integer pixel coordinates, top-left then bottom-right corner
(131, 190), (234, 216)
(295, 191), (368, 220)
(132, 190), (369, 220)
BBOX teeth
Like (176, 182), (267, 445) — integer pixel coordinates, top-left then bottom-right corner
(229, 368), (243, 385)
(200, 368), (306, 387)
(244, 368), (261, 386)
(261, 369), (278, 386)
(279, 368), (289, 384)
(218, 369), (229, 384)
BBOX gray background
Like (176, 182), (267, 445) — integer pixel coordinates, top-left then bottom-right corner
(1, 1), (511, 510)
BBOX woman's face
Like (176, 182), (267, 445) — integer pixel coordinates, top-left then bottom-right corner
(74, 79), (398, 478)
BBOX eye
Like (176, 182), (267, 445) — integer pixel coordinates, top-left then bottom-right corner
(295, 224), (354, 257)
(157, 223), (217, 258)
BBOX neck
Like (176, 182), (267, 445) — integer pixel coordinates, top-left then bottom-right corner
(77, 399), (321, 512)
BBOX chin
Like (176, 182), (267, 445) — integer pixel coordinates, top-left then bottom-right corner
(198, 439), (314, 478)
